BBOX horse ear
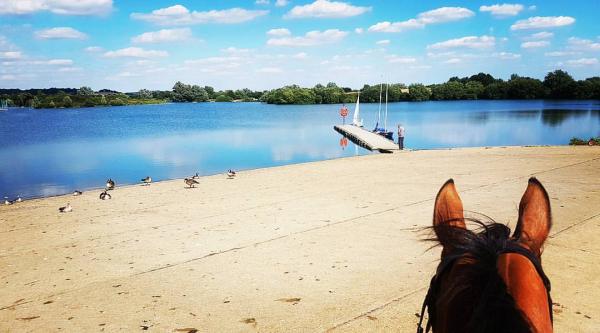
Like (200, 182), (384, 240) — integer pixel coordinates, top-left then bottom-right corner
(433, 179), (466, 251)
(514, 177), (552, 257)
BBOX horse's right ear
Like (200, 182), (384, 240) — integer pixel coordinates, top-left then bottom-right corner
(514, 177), (552, 257)
(433, 179), (466, 252)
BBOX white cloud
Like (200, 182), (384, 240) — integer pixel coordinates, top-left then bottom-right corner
(85, 46), (104, 52)
(566, 58), (598, 66)
(255, 0), (269, 4)
(544, 51), (579, 57)
(35, 27), (87, 40)
(103, 47), (168, 58)
(285, 0), (371, 19)
(479, 4), (524, 17)
(368, 19), (424, 33)
(267, 28), (291, 37)
(292, 52), (308, 59)
(567, 37), (600, 51)
(354, 28), (364, 34)
(493, 52), (521, 59)
(418, 7), (475, 24)
(385, 55), (416, 64)
(45, 58), (73, 65)
(510, 16), (575, 30)
(427, 36), (496, 50)
(376, 39), (390, 45)
(521, 40), (550, 48)
(132, 28), (192, 43)
(368, 7), (474, 33)
(131, 5), (269, 26)
(528, 5), (537, 10)
(0, 0), (112, 15)
(267, 29), (348, 47)
(275, 0), (289, 7)
(0, 51), (22, 59)
(444, 58), (462, 64)
(527, 31), (554, 40)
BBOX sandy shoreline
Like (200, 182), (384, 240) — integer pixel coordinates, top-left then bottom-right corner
(1, 146), (599, 332)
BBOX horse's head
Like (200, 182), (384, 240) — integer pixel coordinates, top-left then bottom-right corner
(419, 178), (553, 333)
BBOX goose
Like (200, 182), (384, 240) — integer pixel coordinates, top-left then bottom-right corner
(106, 178), (115, 190)
(141, 176), (152, 185)
(73, 190), (83, 196)
(58, 203), (72, 213)
(3, 196), (12, 205)
(184, 178), (199, 188)
(227, 169), (236, 179)
(99, 190), (112, 200)
(192, 172), (200, 180)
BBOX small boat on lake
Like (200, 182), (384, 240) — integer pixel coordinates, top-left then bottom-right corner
(372, 83), (394, 141)
(0, 100), (8, 111)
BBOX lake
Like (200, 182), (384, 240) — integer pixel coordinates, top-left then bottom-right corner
(1, 100), (599, 199)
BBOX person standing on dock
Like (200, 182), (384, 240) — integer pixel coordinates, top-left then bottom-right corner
(397, 124), (405, 150)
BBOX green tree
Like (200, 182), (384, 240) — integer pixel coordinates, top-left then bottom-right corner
(62, 95), (73, 107)
(408, 84), (431, 101)
(543, 70), (576, 99)
(215, 94), (233, 102)
(464, 81), (485, 99)
(138, 89), (153, 99)
(78, 86), (94, 96)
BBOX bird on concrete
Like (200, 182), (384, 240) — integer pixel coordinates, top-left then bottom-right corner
(99, 190), (112, 200)
(227, 169), (236, 179)
(73, 190), (83, 196)
(58, 203), (72, 213)
(141, 176), (152, 186)
(184, 178), (199, 188)
(106, 178), (115, 190)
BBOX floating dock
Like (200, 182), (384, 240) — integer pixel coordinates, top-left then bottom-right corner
(334, 124), (398, 152)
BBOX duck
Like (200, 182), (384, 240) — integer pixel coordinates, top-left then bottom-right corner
(184, 178), (199, 188)
(141, 176), (152, 185)
(58, 203), (72, 213)
(106, 178), (115, 190)
(99, 190), (112, 200)
(227, 169), (236, 179)
(192, 172), (200, 180)
(3, 196), (12, 205)
(73, 190), (83, 196)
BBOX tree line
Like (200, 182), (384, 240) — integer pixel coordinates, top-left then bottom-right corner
(1, 70), (598, 109)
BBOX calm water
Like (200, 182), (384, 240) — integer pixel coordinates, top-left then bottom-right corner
(1, 100), (599, 199)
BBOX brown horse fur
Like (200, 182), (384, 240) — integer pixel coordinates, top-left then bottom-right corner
(423, 178), (553, 333)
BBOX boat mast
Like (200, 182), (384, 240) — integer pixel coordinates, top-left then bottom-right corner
(384, 83), (389, 131)
(377, 82), (382, 128)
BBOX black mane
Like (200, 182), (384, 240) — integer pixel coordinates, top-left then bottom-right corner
(424, 220), (542, 333)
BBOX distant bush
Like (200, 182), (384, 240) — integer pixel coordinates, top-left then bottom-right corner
(215, 94), (233, 102)
(570, 137), (600, 145)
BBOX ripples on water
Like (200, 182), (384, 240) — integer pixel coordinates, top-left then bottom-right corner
(0, 100), (598, 199)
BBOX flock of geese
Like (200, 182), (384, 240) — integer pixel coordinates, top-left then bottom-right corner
(3, 170), (238, 213)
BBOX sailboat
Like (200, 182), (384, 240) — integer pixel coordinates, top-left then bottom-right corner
(352, 91), (363, 127)
(372, 83), (393, 140)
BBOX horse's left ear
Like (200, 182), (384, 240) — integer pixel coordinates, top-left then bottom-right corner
(514, 177), (552, 257)
(433, 179), (466, 253)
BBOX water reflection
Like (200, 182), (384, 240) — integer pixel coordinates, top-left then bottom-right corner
(0, 100), (599, 199)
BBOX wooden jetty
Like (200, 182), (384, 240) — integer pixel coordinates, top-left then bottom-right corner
(334, 124), (398, 152)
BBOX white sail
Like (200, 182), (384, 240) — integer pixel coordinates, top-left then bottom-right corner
(352, 92), (363, 127)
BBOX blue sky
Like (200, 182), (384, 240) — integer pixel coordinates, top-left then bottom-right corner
(0, 0), (598, 91)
